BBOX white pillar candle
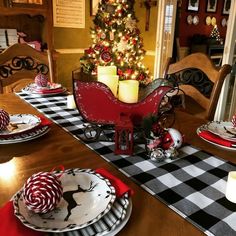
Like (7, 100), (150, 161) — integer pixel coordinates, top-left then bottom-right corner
(225, 171), (236, 203)
(98, 75), (119, 97)
(67, 94), (76, 109)
(97, 66), (117, 76)
(118, 80), (139, 103)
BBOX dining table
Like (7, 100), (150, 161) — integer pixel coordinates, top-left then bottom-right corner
(1, 92), (236, 236)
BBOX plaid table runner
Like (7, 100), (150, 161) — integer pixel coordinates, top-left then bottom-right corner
(17, 92), (236, 236)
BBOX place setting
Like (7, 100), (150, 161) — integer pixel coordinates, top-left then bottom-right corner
(0, 167), (133, 236)
(22, 73), (67, 97)
(196, 115), (236, 150)
(0, 108), (52, 144)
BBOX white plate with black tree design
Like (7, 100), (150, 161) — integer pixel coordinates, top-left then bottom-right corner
(13, 168), (116, 232)
(205, 121), (236, 141)
(0, 114), (41, 136)
(0, 125), (50, 144)
(48, 193), (132, 236)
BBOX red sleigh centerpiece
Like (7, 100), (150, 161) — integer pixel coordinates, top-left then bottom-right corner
(72, 69), (175, 155)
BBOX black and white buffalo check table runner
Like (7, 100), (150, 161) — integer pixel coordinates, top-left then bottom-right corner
(17, 92), (236, 236)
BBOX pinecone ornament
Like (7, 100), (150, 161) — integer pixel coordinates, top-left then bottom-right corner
(232, 115), (236, 128)
(0, 109), (10, 131)
(23, 171), (63, 214)
(35, 73), (48, 87)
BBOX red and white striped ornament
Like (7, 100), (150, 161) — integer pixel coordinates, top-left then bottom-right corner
(35, 73), (48, 87)
(232, 115), (236, 128)
(23, 171), (63, 214)
(0, 109), (10, 131)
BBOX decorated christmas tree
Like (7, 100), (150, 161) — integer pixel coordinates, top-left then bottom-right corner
(80, 0), (151, 85)
(210, 25), (221, 42)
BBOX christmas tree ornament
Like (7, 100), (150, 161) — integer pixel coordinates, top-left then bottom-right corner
(161, 128), (183, 150)
(164, 146), (179, 159)
(23, 171), (63, 214)
(117, 39), (128, 53)
(101, 51), (112, 63)
(100, 32), (106, 39)
(150, 148), (166, 162)
(0, 109), (10, 131)
(109, 31), (114, 40)
(35, 73), (48, 87)
(125, 18), (136, 31)
(232, 115), (236, 128)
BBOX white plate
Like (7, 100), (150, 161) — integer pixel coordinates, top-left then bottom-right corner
(0, 114), (41, 136)
(49, 193), (131, 236)
(187, 15), (192, 24)
(14, 169), (116, 233)
(221, 18), (227, 27)
(193, 15), (199, 25)
(22, 83), (67, 96)
(206, 16), (212, 26)
(0, 125), (50, 144)
(105, 199), (132, 236)
(205, 121), (236, 141)
(196, 127), (236, 151)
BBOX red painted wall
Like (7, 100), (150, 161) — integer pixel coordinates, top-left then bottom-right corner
(179, 0), (228, 47)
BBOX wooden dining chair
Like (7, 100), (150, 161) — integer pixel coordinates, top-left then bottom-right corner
(0, 43), (53, 93)
(164, 52), (232, 121)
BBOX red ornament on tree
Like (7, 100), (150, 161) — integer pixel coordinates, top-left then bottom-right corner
(101, 51), (112, 63)
(23, 171), (63, 214)
(94, 44), (102, 52)
(35, 73), (48, 87)
(85, 47), (94, 55)
(117, 69), (124, 76)
(0, 109), (10, 131)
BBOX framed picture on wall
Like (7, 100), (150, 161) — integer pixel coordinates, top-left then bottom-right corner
(187, 0), (200, 12)
(206, 0), (217, 13)
(222, 0), (231, 15)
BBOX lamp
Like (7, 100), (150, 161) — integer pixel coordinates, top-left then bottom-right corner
(225, 171), (236, 203)
(118, 80), (139, 103)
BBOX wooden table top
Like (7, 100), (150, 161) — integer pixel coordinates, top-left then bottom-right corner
(1, 93), (236, 236)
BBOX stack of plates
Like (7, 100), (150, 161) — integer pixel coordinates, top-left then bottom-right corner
(13, 168), (132, 236)
(0, 114), (51, 144)
(197, 121), (236, 150)
(22, 82), (67, 96)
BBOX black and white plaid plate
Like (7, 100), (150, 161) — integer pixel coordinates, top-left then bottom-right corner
(17, 92), (236, 236)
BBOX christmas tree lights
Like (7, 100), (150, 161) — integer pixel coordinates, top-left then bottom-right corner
(80, 0), (151, 85)
(210, 25), (221, 42)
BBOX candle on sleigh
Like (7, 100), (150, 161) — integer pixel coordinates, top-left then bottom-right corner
(67, 94), (76, 109)
(97, 65), (117, 77)
(98, 74), (119, 97)
(118, 80), (139, 103)
(225, 171), (236, 203)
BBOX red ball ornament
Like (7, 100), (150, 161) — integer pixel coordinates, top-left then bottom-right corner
(0, 109), (10, 131)
(232, 115), (236, 128)
(94, 44), (102, 52)
(101, 51), (112, 63)
(23, 171), (63, 214)
(161, 128), (183, 150)
(35, 73), (48, 87)
(117, 69), (124, 76)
